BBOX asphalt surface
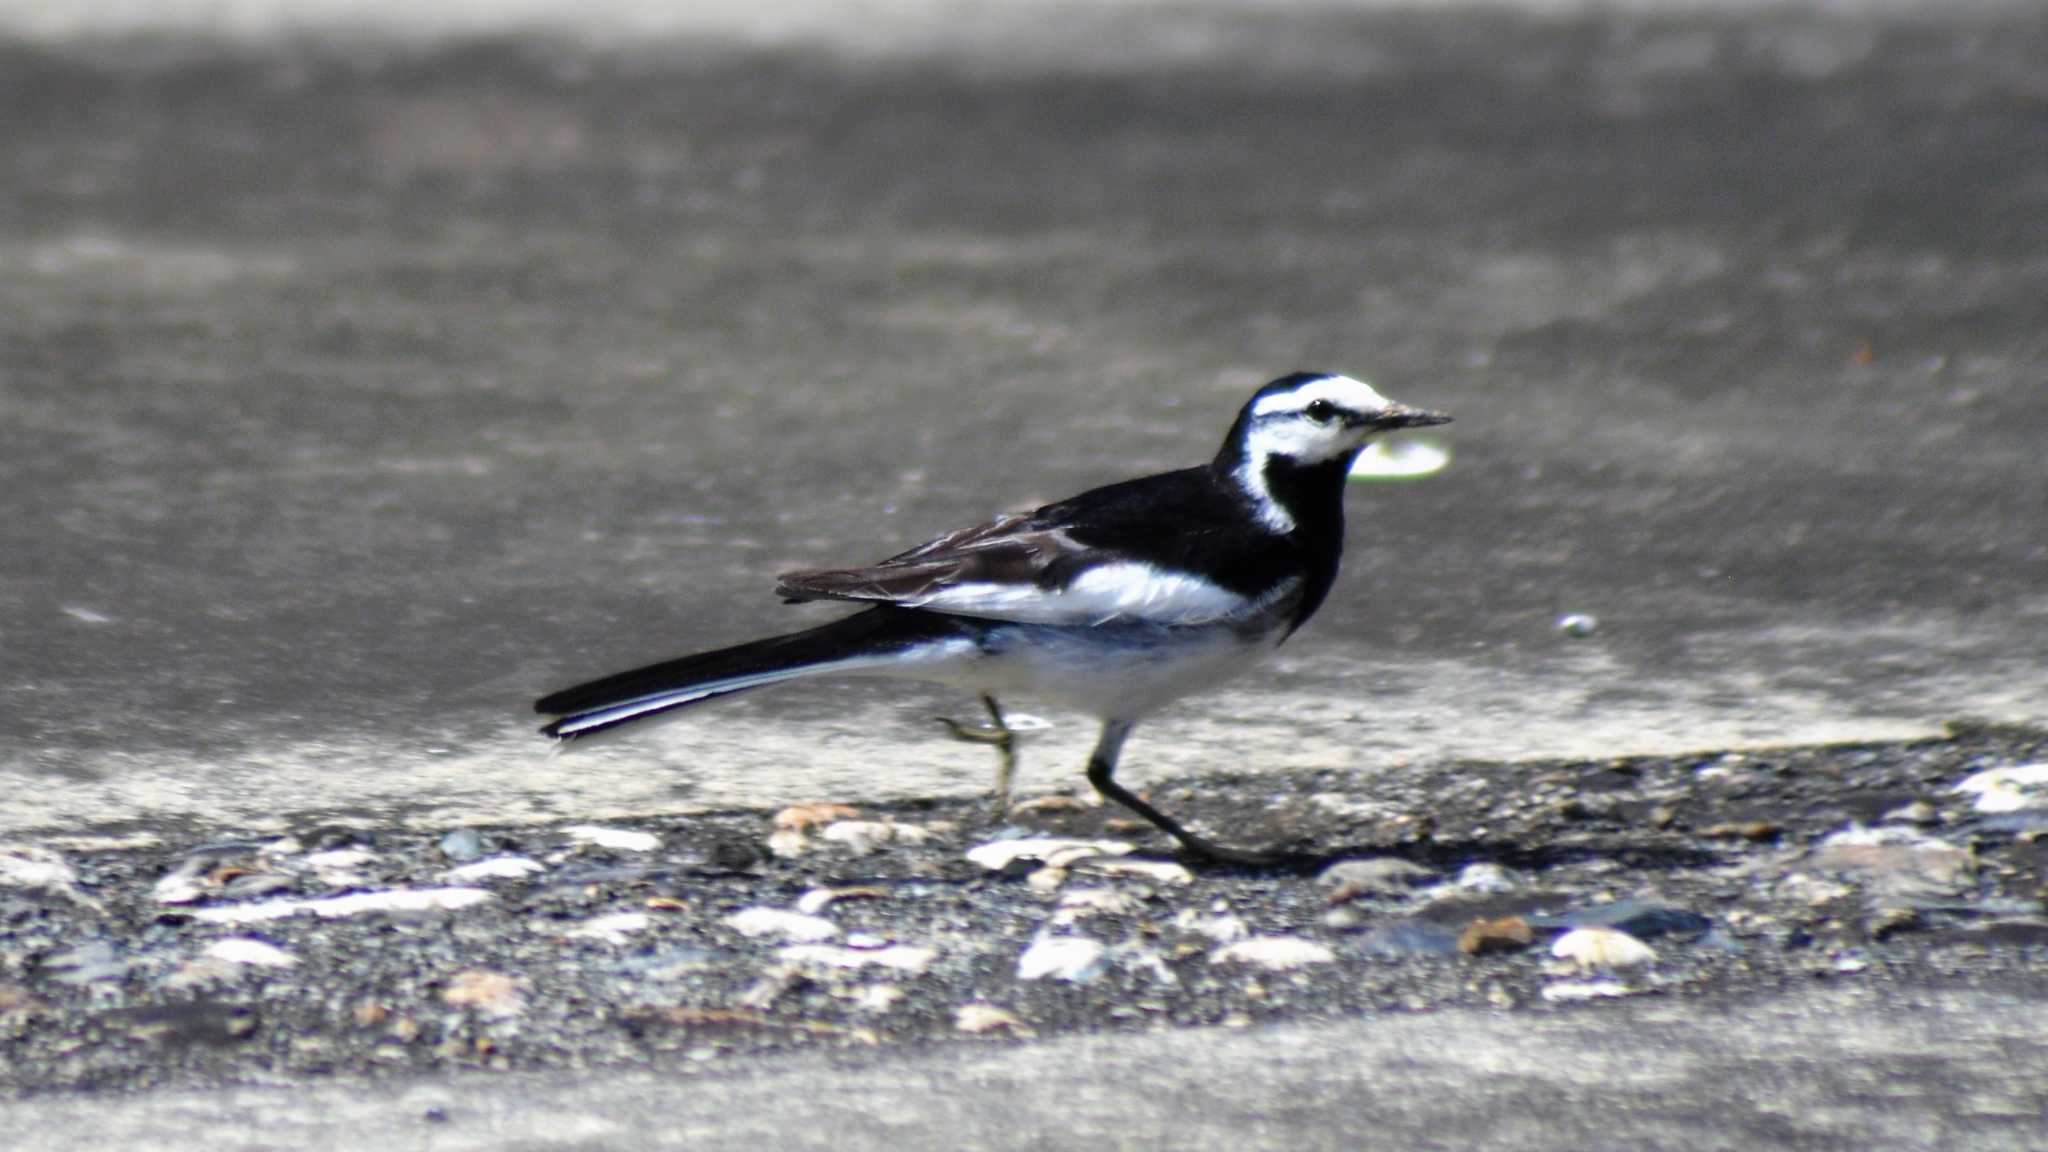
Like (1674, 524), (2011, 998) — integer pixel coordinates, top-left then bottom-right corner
(1, 1), (2045, 1147)
(11, 985), (2047, 1152)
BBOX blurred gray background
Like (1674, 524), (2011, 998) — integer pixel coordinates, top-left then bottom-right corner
(1, 0), (2043, 838)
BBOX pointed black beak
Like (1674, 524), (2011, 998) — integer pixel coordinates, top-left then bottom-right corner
(1368, 403), (1453, 431)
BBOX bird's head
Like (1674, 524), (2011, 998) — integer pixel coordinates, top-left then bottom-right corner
(1215, 372), (1450, 534)
(1227, 372), (1451, 468)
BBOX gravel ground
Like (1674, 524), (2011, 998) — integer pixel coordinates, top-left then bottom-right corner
(4, 721), (2045, 1100)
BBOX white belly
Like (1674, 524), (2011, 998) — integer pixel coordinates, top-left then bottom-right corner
(932, 623), (1285, 720)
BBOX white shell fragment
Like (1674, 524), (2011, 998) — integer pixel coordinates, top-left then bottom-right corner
(1050, 888), (1141, 925)
(2, 846), (101, 908)
(1550, 927), (1657, 970)
(1954, 763), (2048, 813)
(1017, 935), (1110, 982)
(1541, 980), (1637, 1003)
(1173, 909), (1251, 943)
(203, 937), (299, 968)
(302, 848), (376, 872)
(766, 827), (811, 859)
(778, 944), (937, 973)
(565, 912), (653, 945)
(1453, 863), (1522, 893)
(191, 887), (494, 924)
(1208, 936), (1335, 971)
(821, 820), (931, 855)
(955, 1003), (1035, 1036)
(1348, 438), (1450, 480)
(723, 907), (840, 942)
(446, 856), (546, 882)
(442, 969), (528, 1018)
(566, 825), (661, 852)
(153, 860), (210, 906)
(966, 838), (1134, 872)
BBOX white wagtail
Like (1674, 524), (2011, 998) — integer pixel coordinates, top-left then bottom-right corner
(536, 372), (1450, 863)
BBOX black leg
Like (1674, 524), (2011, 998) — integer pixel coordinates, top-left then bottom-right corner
(936, 693), (1018, 816)
(1083, 720), (1284, 866)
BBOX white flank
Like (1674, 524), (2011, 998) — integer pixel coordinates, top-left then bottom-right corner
(914, 562), (1250, 626)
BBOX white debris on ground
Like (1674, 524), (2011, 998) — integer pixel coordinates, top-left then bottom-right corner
(564, 826), (661, 853)
(191, 887), (495, 924)
(1016, 935), (1110, 982)
(723, 906), (840, 942)
(1208, 936), (1335, 971)
(1549, 927), (1657, 970)
(202, 937), (300, 968)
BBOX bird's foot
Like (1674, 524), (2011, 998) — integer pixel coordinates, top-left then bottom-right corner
(935, 694), (1018, 818)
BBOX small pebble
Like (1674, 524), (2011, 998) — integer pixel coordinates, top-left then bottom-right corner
(723, 907), (839, 942)
(1209, 936), (1335, 971)
(1540, 980), (1636, 1003)
(765, 827), (810, 858)
(1017, 936), (1110, 982)
(778, 944), (937, 974)
(1550, 926), (1657, 970)
(1452, 863), (1521, 893)
(794, 886), (890, 917)
(203, 938), (299, 968)
(564, 912), (652, 945)
(853, 985), (905, 1013)
(966, 838), (1133, 872)
(440, 970), (527, 1018)
(565, 826), (661, 853)
(1317, 857), (1435, 901)
(1556, 613), (1599, 638)
(437, 829), (488, 862)
(955, 1004), (1034, 1036)
(302, 848), (377, 873)
(1953, 764), (2048, 813)
(1173, 909), (1251, 943)
(191, 887), (494, 924)
(1457, 917), (1534, 956)
(772, 804), (862, 830)
(820, 820), (929, 856)
(41, 940), (127, 985)
(446, 856), (545, 882)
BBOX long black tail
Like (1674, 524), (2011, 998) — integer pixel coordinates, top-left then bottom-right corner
(536, 607), (972, 740)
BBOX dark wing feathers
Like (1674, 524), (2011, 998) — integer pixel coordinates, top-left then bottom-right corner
(772, 464), (1299, 616)
(775, 512), (1080, 605)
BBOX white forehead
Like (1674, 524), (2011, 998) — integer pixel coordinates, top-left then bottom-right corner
(1250, 375), (1392, 417)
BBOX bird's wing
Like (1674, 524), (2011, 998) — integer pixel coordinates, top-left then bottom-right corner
(775, 499), (1262, 627)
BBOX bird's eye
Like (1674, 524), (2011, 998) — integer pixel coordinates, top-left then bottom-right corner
(1305, 399), (1339, 424)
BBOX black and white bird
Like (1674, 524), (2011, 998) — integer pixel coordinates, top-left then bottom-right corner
(536, 372), (1450, 863)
